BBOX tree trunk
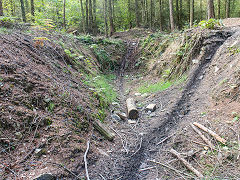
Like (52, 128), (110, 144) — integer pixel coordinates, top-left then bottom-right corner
(217, 0), (220, 19)
(24, 0), (29, 13)
(80, 0), (85, 33)
(179, 0), (182, 29)
(104, 0), (108, 37)
(208, 0), (215, 19)
(63, 0), (66, 29)
(88, 0), (93, 34)
(85, 0), (89, 32)
(128, 0), (132, 29)
(135, 0), (140, 27)
(150, 0), (153, 29)
(93, 0), (97, 34)
(225, 0), (230, 18)
(108, 0), (115, 36)
(20, 0), (26, 22)
(159, 0), (162, 31)
(190, 0), (194, 28)
(200, 0), (203, 20)
(169, 0), (174, 31)
(176, 0), (179, 29)
(187, 0), (190, 22)
(0, 0), (3, 16)
(31, 0), (35, 19)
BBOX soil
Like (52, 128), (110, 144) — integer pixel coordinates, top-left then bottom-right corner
(1, 20), (240, 180)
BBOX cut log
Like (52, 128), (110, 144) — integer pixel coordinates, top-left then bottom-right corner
(93, 120), (115, 141)
(170, 149), (204, 178)
(126, 98), (139, 119)
(193, 122), (227, 144)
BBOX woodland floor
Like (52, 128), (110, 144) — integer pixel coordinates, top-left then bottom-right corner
(1, 20), (240, 180)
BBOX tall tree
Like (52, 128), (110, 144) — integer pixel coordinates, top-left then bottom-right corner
(104, 0), (108, 37)
(24, 0), (29, 13)
(150, 0), (154, 29)
(200, 0), (203, 20)
(218, 0), (221, 19)
(79, 0), (85, 33)
(190, 0), (194, 28)
(20, 0), (26, 22)
(93, 0), (97, 34)
(128, 0), (132, 29)
(85, 0), (89, 32)
(31, 0), (35, 18)
(89, 0), (93, 33)
(176, 0), (179, 29)
(0, 0), (3, 16)
(108, 0), (115, 36)
(208, 0), (215, 19)
(135, 0), (140, 27)
(63, 0), (66, 29)
(226, 0), (230, 18)
(159, 0), (163, 31)
(169, 0), (174, 31)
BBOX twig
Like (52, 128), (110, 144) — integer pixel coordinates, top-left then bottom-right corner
(51, 162), (81, 180)
(148, 160), (194, 178)
(99, 174), (106, 180)
(191, 124), (215, 149)
(192, 140), (209, 147)
(157, 133), (176, 145)
(193, 122), (227, 144)
(139, 166), (156, 172)
(170, 149), (204, 178)
(110, 127), (129, 154)
(2, 163), (18, 177)
(84, 140), (90, 180)
(237, 135), (240, 160)
(129, 136), (142, 157)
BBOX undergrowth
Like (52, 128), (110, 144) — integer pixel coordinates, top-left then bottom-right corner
(138, 75), (187, 94)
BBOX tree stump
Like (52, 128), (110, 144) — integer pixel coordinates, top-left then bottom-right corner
(126, 98), (139, 119)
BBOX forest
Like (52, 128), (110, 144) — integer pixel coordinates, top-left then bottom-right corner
(0, 0), (240, 36)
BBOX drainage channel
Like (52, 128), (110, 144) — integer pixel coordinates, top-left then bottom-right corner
(118, 30), (232, 180)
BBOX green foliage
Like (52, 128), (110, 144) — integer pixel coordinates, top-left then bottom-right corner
(138, 75), (187, 94)
(91, 44), (116, 71)
(0, 16), (15, 28)
(228, 46), (240, 55)
(198, 19), (223, 29)
(85, 74), (117, 105)
(138, 80), (172, 94)
(48, 102), (55, 112)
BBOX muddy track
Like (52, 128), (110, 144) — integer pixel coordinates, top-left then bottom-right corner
(118, 30), (233, 180)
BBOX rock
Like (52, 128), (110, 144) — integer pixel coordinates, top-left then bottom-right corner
(150, 112), (156, 117)
(34, 173), (56, 180)
(112, 102), (120, 107)
(128, 120), (136, 124)
(135, 93), (141, 96)
(146, 104), (157, 112)
(111, 114), (121, 121)
(215, 66), (220, 73)
(192, 59), (199, 64)
(115, 112), (127, 120)
(15, 132), (22, 139)
(141, 93), (149, 98)
(198, 75), (203, 80)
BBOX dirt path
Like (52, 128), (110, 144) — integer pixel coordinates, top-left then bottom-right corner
(90, 28), (238, 179)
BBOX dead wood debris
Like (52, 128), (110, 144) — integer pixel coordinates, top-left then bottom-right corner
(170, 148), (204, 178)
(193, 122), (227, 144)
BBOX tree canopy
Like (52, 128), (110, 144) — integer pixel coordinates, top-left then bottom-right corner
(0, 0), (239, 35)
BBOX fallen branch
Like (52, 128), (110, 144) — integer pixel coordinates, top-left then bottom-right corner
(110, 127), (129, 154)
(193, 122), (227, 144)
(148, 160), (194, 178)
(191, 124), (215, 149)
(170, 149), (204, 178)
(84, 141), (90, 180)
(139, 166), (156, 172)
(157, 133), (176, 145)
